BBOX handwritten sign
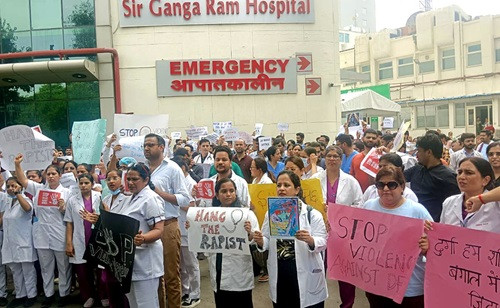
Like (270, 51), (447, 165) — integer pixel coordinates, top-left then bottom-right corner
(203, 133), (219, 145)
(186, 127), (208, 139)
(117, 136), (146, 163)
(382, 117), (394, 128)
(213, 121), (232, 135)
(424, 223), (500, 308)
(187, 207), (251, 255)
(171, 132), (182, 139)
(72, 119), (107, 164)
(196, 179), (215, 199)
(268, 197), (300, 239)
(37, 190), (61, 207)
(84, 210), (139, 293)
(255, 123), (264, 136)
(277, 123), (289, 132)
(259, 137), (272, 151)
(392, 121), (411, 153)
(114, 114), (169, 138)
(223, 128), (239, 142)
(300, 178), (326, 220)
(0, 125), (55, 171)
(238, 131), (253, 145)
(327, 205), (423, 304)
(248, 184), (276, 227)
(60, 172), (77, 189)
(360, 147), (380, 178)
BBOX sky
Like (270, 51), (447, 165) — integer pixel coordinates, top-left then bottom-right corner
(376, 0), (500, 30)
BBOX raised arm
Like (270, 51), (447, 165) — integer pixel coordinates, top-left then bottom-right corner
(14, 154), (28, 188)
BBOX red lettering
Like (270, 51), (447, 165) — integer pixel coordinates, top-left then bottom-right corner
(240, 60), (251, 74)
(258, 1), (268, 14)
(206, 0), (216, 14)
(251, 60), (265, 74)
(170, 62), (181, 75)
(149, 0), (161, 16)
(226, 60), (239, 74)
(183, 61), (198, 75)
(246, 0), (257, 14)
(212, 61), (225, 75)
(194, 209), (204, 221)
(276, 59), (289, 73)
(122, 0), (132, 17)
(199, 61), (211, 74)
(265, 60), (278, 73)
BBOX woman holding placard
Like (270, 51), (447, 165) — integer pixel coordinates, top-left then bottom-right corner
(14, 154), (72, 307)
(363, 166), (431, 307)
(251, 158), (275, 184)
(1, 177), (38, 307)
(64, 173), (102, 307)
(254, 170), (328, 308)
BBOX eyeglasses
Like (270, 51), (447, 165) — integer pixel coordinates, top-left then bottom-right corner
(375, 181), (400, 190)
(142, 143), (158, 148)
(488, 152), (500, 157)
(326, 154), (341, 160)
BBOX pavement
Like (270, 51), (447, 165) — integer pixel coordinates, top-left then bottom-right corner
(2, 259), (370, 307)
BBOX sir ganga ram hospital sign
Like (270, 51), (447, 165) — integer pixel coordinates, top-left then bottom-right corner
(119, 0), (315, 27)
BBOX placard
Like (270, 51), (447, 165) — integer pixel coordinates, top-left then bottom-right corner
(300, 178), (326, 220)
(223, 128), (239, 142)
(392, 121), (411, 153)
(72, 119), (107, 164)
(37, 190), (61, 207)
(327, 205), (423, 304)
(203, 133), (219, 145)
(383, 117), (394, 128)
(0, 125), (55, 171)
(84, 210), (140, 294)
(347, 113), (361, 127)
(238, 131), (254, 145)
(254, 123), (264, 136)
(196, 179), (215, 199)
(248, 183), (276, 227)
(258, 137), (272, 151)
(114, 114), (169, 138)
(60, 172), (77, 189)
(360, 147), (380, 178)
(268, 197), (300, 239)
(424, 223), (500, 308)
(186, 127), (208, 139)
(187, 207), (251, 255)
(116, 136), (146, 163)
(213, 122), (232, 135)
(277, 123), (289, 132)
(171, 132), (182, 139)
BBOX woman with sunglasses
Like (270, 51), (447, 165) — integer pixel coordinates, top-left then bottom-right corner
(14, 154), (72, 307)
(363, 166), (431, 307)
(486, 142), (500, 187)
(361, 153), (418, 206)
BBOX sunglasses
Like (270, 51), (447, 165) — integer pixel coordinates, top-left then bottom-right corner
(375, 181), (399, 190)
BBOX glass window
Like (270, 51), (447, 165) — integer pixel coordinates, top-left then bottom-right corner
(0, 0), (30, 31)
(455, 102), (465, 127)
(339, 33), (344, 43)
(31, 0), (63, 29)
(417, 106), (426, 128)
(2, 31), (32, 54)
(417, 105), (448, 128)
(467, 43), (482, 66)
(400, 107), (412, 123)
(63, 26), (96, 49)
(32, 29), (63, 51)
(67, 81), (99, 99)
(441, 48), (455, 70)
(419, 60), (435, 74)
(63, 0), (95, 28)
(425, 105), (436, 127)
(361, 64), (370, 83)
(495, 38), (500, 63)
(437, 105), (449, 127)
(378, 61), (393, 80)
(345, 33), (350, 43)
(398, 57), (414, 77)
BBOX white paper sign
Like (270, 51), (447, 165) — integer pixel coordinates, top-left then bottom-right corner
(187, 207), (251, 255)
(238, 132), (254, 145)
(203, 133), (219, 145)
(60, 172), (77, 188)
(0, 125), (55, 171)
(382, 117), (394, 128)
(223, 128), (239, 142)
(392, 121), (412, 153)
(186, 127), (208, 139)
(277, 123), (289, 132)
(337, 125), (363, 138)
(213, 122), (232, 135)
(259, 137), (272, 151)
(254, 123), (264, 137)
(171, 132), (182, 139)
(117, 136), (146, 163)
(114, 114), (169, 138)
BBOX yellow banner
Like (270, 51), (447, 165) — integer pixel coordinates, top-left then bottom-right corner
(301, 178), (326, 220)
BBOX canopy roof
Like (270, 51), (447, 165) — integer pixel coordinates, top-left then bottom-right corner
(341, 90), (401, 117)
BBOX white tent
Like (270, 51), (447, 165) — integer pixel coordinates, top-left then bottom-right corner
(341, 90), (401, 117)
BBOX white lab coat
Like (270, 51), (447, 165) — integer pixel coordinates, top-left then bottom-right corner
(26, 181), (70, 251)
(260, 202), (328, 307)
(311, 169), (362, 207)
(179, 175), (196, 246)
(102, 193), (128, 214)
(252, 173), (273, 184)
(1, 193), (37, 264)
(207, 210), (259, 292)
(441, 192), (500, 233)
(193, 153), (214, 165)
(64, 190), (101, 264)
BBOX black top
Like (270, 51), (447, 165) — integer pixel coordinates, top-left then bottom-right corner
(404, 163), (461, 222)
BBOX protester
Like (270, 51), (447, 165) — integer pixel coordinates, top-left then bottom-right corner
(439, 157), (499, 233)
(296, 133), (305, 148)
(363, 167), (432, 307)
(233, 139), (253, 183)
(266, 146), (285, 178)
(291, 144), (303, 157)
(62, 160), (78, 177)
(254, 170), (328, 308)
(284, 157), (305, 179)
(14, 154), (72, 307)
(335, 134), (358, 174)
(486, 142), (500, 187)
(193, 139), (214, 165)
(449, 133), (483, 172)
(1, 177), (37, 307)
(350, 129), (378, 192)
(361, 153), (418, 205)
(251, 158), (274, 184)
(300, 147), (324, 180)
(404, 133), (460, 222)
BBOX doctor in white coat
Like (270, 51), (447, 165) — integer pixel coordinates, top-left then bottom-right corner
(15, 154), (72, 307)
(1, 177), (37, 307)
(254, 170), (328, 308)
(310, 145), (362, 308)
(440, 157), (500, 233)
(64, 174), (102, 307)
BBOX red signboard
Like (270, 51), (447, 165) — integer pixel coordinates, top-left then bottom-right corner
(196, 179), (215, 199)
(37, 190), (61, 207)
(305, 78), (321, 95)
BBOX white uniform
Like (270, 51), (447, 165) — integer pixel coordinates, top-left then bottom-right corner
(252, 173), (273, 184)
(25, 180), (72, 298)
(1, 192), (37, 299)
(63, 191), (101, 264)
(208, 210), (259, 292)
(259, 202), (328, 308)
(114, 186), (165, 308)
(441, 192), (500, 233)
(0, 193), (8, 298)
(311, 169), (363, 207)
